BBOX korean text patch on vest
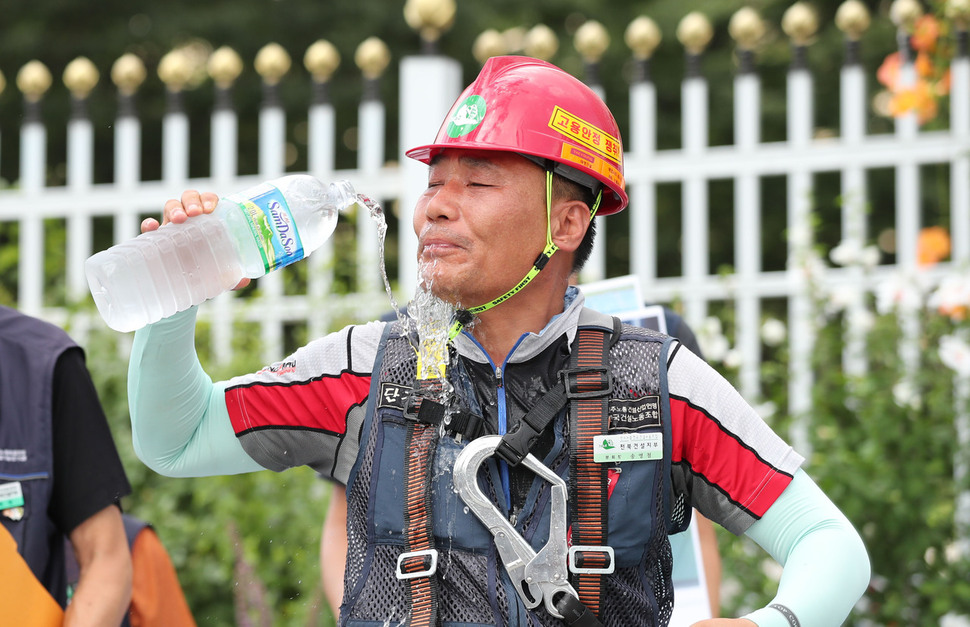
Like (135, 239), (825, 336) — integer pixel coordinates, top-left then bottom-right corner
(378, 382), (409, 411)
(609, 396), (661, 431)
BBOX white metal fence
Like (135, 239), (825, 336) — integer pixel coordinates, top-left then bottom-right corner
(0, 13), (968, 429)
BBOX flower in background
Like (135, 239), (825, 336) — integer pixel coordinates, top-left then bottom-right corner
(876, 11), (955, 126)
(698, 316), (731, 362)
(917, 225), (952, 266)
(847, 307), (876, 334)
(939, 333), (970, 376)
(941, 613), (970, 627)
(893, 378), (923, 409)
(830, 239), (882, 269)
(876, 273), (925, 314)
(929, 273), (970, 321)
(761, 318), (787, 346)
(830, 239), (864, 267)
(723, 348), (742, 369)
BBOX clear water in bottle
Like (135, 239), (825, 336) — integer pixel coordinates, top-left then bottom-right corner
(85, 175), (357, 332)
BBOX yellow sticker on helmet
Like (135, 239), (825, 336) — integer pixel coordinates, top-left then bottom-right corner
(560, 145), (625, 189)
(548, 106), (622, 165)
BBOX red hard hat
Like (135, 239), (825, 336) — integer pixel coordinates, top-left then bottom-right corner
(406, 56), (628, 215)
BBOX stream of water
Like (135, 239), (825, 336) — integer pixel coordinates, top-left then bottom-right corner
(356, 193), (455, 398)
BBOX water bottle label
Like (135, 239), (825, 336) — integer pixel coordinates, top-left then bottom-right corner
(228, 184), (304, 272)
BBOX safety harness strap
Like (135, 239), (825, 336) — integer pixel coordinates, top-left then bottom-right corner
(568, 325), (614, 617)
(399, 384), (443, 627)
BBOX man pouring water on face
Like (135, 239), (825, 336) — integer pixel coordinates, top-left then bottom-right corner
(129, 56), (870, 627)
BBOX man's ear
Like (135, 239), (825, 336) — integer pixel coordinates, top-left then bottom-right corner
(552, 200), (592, 253)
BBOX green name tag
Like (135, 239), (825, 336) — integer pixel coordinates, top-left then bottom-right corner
(0, 481), (25, 510)
(593, 433), (663, 463)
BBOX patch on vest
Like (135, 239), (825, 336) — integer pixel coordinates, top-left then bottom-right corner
(378, 382), (409, 410)
(0, 449), (27, 462)
(609, 396), (661, 431)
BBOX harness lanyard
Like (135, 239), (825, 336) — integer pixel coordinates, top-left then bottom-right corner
(399, 335), (449, 625)
(447, 171), (603, 341)
(567, 327), (614, 618)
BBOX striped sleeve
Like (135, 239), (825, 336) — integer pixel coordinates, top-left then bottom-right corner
(223, 320), (385, 477)
(667, 345), (804, 535)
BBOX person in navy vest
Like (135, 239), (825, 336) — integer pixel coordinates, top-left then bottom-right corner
(0, 306), (132, 625)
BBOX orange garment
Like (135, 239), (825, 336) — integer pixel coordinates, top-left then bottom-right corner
(0, 524), (64, 626)
(128, 528), (196, 627)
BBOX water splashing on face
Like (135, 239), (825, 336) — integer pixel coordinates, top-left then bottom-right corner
(359, 193), (456, 397)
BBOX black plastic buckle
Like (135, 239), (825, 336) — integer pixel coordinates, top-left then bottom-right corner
(404, 394), (446, 426)
(560, 366), (613, 400)
(444, 410), (485, 440)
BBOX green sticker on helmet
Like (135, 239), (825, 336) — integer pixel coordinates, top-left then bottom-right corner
(447, 95), (487, 138)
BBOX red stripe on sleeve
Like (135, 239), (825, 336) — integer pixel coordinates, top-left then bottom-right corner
(670, 396), (792, 518)
(226, 372), (371, 436)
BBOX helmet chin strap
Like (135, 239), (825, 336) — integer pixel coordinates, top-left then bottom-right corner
(447, 170), (603, 341)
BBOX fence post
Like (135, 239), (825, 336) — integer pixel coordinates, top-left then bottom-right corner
(160, 49), (191, 187)
(355, 38), (390, 299)
(783, 5), (825, 441)
(785, 10), (817, 456)
(951, 30), (970, 263)
(626, 17), (660, 289)
(255, 43), (290, 363)
(891, 2), (923, 379)
(575, 21), (610, 283)
(64, 58), (98, 305)
(111, 55), (145, 249)
(208, 47), (244, 365)
(730, 8), (765, 403)
(837, 1), (872, 379)
(305, 41), (339, 341)
(677, 13), (713, 330)
(16, 61), (50, 316)
(397, 54), (462, 300)
(951, 25), (970, 563)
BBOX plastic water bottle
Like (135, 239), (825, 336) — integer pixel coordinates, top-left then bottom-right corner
(85, 174), (357, 332)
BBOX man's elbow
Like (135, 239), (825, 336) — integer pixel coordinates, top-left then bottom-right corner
(131, 438), (193, 478)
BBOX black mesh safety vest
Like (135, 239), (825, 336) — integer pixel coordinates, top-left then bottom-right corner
(340, 309), (683, 627)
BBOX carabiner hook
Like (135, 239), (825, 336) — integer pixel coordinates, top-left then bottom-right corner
(453, 435), (578, 619)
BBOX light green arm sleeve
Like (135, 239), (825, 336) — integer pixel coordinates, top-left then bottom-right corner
(741, 470), (871, 626)
(128, 307), (265, 477)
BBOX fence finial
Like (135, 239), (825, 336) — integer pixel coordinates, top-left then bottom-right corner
(574, 20), (610, 63)
(355, 37), (391, 80)
(890, 0), (923, 32)
(404, 0), (456, 53)
(626, 16), (662, 60)
(0, 69), (5, 97)
(305, 40), (340, 83)
(947, 0), (970, 31)
(158, 49), (193, 93)
(111, 53), (147, 96)
(677, 12), (714, 55)
(524, 24), (559, 61)
(209, 46), (244, 89)
(729, 7), (765, 51)
(782, 3), (819, 47)
(255, 43), (291, 86)
(63, 57), (99, 100)
(473, 29), (506, 65)
(835, 0), (871, 42)
(17, 60), (52, 103)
